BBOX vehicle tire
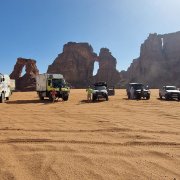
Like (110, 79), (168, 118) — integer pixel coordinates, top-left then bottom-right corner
(146, 95), (150, 100)
(105, 95), (109, 101)
(0, 93), (5, 103)
(127, 93), (130, 99)
(165, 94), (169, 100)
(92, 95), (97, 101)
(178, 96), (180, 101)
(62, 95), (69, 101)
(39, 93), (44, 100)
(6, 97), (9, 101)
(136, 94), (141, 100)
(159, 93), (162, 99)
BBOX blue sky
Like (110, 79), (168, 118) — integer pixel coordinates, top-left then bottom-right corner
(0, 0), (180, 75)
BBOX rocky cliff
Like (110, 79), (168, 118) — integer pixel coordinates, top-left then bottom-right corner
(47, 42), (97, 87)
(47, 42), (120, 87)
(10, 58), (39, 91)
(93, 48), (120, 86)
(121, 31), (180, 88)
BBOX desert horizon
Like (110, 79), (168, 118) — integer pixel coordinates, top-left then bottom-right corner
(0, 89), (179, 179)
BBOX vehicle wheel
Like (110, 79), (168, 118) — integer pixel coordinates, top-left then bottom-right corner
(92, 95), (97, 101)
(159, 93), (162, 99)
(165, 94), (169, 100)
(6, 97), (9, 101)
(39, 93), (44, 100)
(178, 96), (180, 101)
(0, 93), (5, 103)
(106, 95), (109, 101)
(136, 94), (141, 100)
(146, 95), (150, 100)
(62, 95), (69, 101)
(127, 93), (130, 99)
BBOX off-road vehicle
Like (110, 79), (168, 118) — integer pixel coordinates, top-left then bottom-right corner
(159, 86), (180, 101)
(36, 73), (70, 101)
(92, 82), (109, 101)
(126, 83), (150, 100)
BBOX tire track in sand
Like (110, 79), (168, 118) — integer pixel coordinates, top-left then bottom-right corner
(0, 138), (179, 147)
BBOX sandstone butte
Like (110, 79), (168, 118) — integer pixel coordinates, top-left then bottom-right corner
(10, 31), (180, 91)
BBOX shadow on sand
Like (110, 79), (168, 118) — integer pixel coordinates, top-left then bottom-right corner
(6, 99), (53, 105)
(79, 99), (107, 104)
(157, 98), (180, 102)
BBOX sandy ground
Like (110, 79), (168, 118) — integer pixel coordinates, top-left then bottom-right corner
(0, 89), (179, 180)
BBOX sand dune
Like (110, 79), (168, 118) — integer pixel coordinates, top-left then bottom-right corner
(0, 90), (179, 180)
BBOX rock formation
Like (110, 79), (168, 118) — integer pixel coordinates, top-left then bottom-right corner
(93, 48), (120, 86)
(47, 42), (98, 87)
(10, 58), (39, 91)
(121, 31), (180, 88)
(47, 42), (121, 87)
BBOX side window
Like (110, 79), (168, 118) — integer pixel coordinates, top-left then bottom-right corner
(48, 80), (51, 86)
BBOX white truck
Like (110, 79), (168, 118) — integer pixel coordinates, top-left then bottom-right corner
(0, 73), (15, 103)
(36, 73), (70, 101)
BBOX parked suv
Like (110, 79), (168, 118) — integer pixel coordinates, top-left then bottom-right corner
(126, 83), (150, 100)
(159, 86), (180, 100)
(92, 82), (109, 101)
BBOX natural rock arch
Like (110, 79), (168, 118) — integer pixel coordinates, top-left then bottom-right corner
(10, 58), (39, 91)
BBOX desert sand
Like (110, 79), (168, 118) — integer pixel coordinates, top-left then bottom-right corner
(0, 89), (179, 180)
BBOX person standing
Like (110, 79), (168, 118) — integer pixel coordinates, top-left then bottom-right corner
(86, 86), (93, 102)
(130, 86), (134, 99)
(51, 89), (57, 103)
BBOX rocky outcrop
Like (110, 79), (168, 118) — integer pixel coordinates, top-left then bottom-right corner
(47, 43), (121, 87)
(93, 48), (120, 86)
(10, 58), (39, 91)
(121, 31), (180, 88)
(47, 42), (98, 88)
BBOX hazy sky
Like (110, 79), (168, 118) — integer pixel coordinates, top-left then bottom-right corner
(0, 0), (180, 75)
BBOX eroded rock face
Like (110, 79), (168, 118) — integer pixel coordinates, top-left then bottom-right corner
(10, 58), (39, 91)
(93, 48), (120, 86)
(121, 32), (180, 88)
(47, 43), (121, 87)
(47, 42), (98, 87)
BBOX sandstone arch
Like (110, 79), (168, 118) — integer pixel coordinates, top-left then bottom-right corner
(10, 58), (39, 91)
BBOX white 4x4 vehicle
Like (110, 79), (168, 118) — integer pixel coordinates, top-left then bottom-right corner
(159, 86), (180, 101)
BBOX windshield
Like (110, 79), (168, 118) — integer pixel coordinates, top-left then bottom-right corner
(94, 86), (106, 90)
(52, 79), (66, 88)
(131, 84), (143, 90)
(165, 86), (177, 90)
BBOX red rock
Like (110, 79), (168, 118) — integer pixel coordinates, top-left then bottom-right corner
(47, 43), (121, 87)
(121, 32), (180, 88)
(93, 48), (120, 86)
(10, 58), (39, 91)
